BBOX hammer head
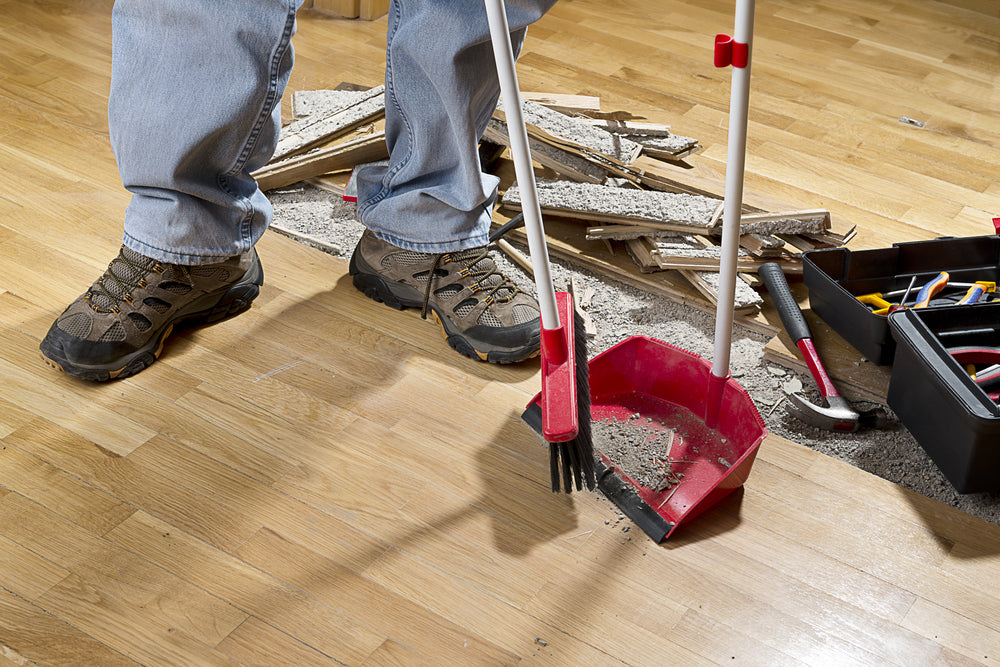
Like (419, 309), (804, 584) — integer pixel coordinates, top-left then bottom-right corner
(786, 394), (861, 432)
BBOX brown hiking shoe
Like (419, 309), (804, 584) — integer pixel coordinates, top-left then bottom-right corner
(348, 229), (540, 363)
(40, 245), (263, 381)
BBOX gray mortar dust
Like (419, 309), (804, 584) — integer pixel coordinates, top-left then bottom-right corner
(267, 183), (1000, 528)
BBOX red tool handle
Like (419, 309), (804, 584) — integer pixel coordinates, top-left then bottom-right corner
(759, 262), (841, 399)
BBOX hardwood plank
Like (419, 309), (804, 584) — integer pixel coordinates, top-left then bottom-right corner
(106, 511), (388, 665)
(0, 533), (70, 602)
(901, 596), (1000, 665)
(360, 640), (439, 667)
(235, 528), (520, 665)
(35, 574), (240, 666)
(0, 438), (135, 536)
(127, 435), (391, 570)
(3, 420), (262, 553)
(0, 586), (137, 667)
(217, 617), (344, 667)
(363, 546), (654, 665)
(0, 493), (248, 648)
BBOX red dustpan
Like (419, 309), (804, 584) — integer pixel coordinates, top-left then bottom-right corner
(525, 0), (766, 542)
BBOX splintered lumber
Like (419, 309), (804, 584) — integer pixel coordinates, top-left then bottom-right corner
(273, 86), (385, 161)
(581, 119), (675, 137)
(252, 132), (388, 191)
(578, 119), (700, 161)
(586, 225), (686, 241)
(740, 233), (787, 257)
(632, 135), (701, 162)
(484, 119), (608, 183)
(490, 214), (775, 330)
(625, 236), (802, 275)
(502, 179), (722, 234)
(708, 208), (831, 237)
(678, 269), (763, 313)
(493, 98), (642, 166)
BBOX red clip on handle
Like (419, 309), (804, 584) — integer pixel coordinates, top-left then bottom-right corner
(714, 33), (748, 68)
(993, 217), (1000, 235)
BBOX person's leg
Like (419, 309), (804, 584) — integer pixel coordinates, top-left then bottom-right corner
(354, 0), (557, 252)
(349, 0), (557, 364)
(113, 0), (302, 263)
(41, 0), (301, 381)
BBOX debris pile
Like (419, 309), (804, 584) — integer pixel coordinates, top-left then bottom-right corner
(254, 85), (856, 317)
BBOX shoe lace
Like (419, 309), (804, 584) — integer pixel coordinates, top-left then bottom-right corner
(419, 246), (522, 320)
(85, 247), (164, 314)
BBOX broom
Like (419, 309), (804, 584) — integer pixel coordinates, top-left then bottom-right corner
(484, 0), (595, 492)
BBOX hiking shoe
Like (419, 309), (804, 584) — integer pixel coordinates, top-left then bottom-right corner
(349, 229), (540, 363)
(40, 245), (263, 381)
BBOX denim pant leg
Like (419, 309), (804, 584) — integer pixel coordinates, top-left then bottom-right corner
(354, 0), (557, 254)
(110, 0), (302, 265)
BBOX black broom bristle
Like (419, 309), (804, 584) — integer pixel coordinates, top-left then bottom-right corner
(549, 307), (596, 493)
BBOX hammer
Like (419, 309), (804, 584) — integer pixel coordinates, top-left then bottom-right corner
(759, 262), (866, 432)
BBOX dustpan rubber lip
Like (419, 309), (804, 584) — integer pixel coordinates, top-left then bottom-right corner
(596, 460), (674, 543)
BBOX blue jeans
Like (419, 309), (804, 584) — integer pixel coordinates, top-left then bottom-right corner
(110, 0), (556, 264)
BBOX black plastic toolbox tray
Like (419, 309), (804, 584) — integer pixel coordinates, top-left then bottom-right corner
(887, 304), (1000, 493)
(802, 235), (1000, 365)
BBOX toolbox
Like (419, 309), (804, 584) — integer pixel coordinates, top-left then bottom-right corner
(886, 303), (1000, 493)
(802, 234), (1000, 365)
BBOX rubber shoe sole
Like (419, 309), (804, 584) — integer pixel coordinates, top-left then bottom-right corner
(40, 260), (263, 381)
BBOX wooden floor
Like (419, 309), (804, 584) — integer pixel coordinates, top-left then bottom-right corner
(2, 0), (1000, 664)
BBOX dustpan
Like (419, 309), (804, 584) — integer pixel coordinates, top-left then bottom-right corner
(524, 0), (766, 542)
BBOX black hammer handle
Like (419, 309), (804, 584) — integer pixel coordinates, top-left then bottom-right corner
(759, 262), (811, 344)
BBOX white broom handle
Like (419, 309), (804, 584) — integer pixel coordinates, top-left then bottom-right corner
(484, 0), (560, 331)
(712, 0), (755, 379)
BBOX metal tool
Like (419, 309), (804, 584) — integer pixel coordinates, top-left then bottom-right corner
(760, 262), (866, 432)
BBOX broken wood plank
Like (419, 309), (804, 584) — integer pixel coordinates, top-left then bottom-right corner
(483, 121), (608, 183)
(493, 99), (642, 166)
(586, 225), (688, 241)
(252, 132), (388, 192)
(569, 275), (597, 338)
(712, 209), (831, 236)
(678, 269), (763, 313)
(502, 179), (722, 234)
(290, 88), (377, 119)
(490, 214), (775, 334)
(273, 87), (385, 161)
(626, 236), (802, 274)
(740, 233), (788, 257)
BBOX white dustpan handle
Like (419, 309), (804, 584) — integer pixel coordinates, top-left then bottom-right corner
(484, 0), (560, 331)
(712, 0), (755, 379)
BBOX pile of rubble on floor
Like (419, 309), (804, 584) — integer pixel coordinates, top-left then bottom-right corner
(254, 83), (855, 317)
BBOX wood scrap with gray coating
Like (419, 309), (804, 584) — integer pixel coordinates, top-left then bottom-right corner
(502, 179), (722, 234)
(273, 86), (385, 161)
(493, 98), (643, 166)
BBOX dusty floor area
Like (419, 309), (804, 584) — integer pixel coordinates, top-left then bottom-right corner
(268, 184), (1000, 528)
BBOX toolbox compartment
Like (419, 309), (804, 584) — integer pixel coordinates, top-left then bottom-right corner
(802, 235), (1000, 364)
(887, 304), (1000, 493)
